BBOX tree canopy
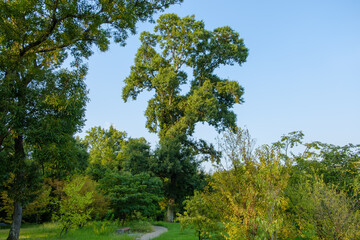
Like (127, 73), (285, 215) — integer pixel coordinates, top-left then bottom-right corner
(123, 13), (248, 141)
(0, 1), (181, 239)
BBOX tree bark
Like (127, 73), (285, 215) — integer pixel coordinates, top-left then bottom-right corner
(166, 205), (175, 222)
(7, 134), (25, 240)
(166, 198), (175, 222)
(7, 201), (23, 240)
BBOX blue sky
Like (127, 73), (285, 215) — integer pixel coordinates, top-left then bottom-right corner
(78, 0), (360, 152)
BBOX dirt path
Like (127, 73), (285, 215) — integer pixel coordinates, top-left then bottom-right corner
(138, 226), (168, 240)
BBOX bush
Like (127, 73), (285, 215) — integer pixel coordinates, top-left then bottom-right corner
(179, 129), (291, 240)
(128, 220), (153, 233)
(79, 176), (110, 220)
(178, 190), (225, 240)
(91, 220), (119, 235)
(53, 175), (94, 235)
(288, 175), (360, 239)
(99, 170), (163, 220)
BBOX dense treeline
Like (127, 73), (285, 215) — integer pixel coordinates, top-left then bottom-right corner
(0, 125), (206, 229)
(1, 126), (359, 240)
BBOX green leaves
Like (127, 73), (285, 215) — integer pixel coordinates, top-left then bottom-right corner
(123, 13), (248, 142)
(122, 15), (248, 221)
(178, 190), (225, 240)
(99, 170), (163, 220)
(54, 175), (94, 235)
(84, 126), (127, 167)
(179, 128), (291, 239)
(287, 175), (360, 239)
(1, 1), (183, 239)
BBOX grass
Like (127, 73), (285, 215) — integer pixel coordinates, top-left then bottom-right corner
(152, 222), (197, 240)
(0, 222), (135, 240)
(0, 221), (196, 240)
(0, 223), (58, 240)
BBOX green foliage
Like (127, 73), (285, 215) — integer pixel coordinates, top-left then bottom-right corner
(84, 126), (127, 167)
(47, 176), (107, 223)
(122, 13), (248, 222)
(83, 126), (154, 180)
(0, 1), (182, 238)
(273, 131), (305, 160)
(34, 136), (90, 179)
(99, 170), (163, 220)
(22, 184), (52, 223)
(274, 131), (360, 239)
(83, 126), (127, 179)
(0, 190), (13, 224)
(315, 144), (360, 194)
(128, 220), (154, 233)
(177, 190), (225, 240)
(275, 131), (360, 195)
(76, 176), (111, 220)
(53, 175), (94, 235)
(122, 13), (248, 150)
(215, 149), (290, 239)
(179, 128), (291, 240)
(90, 220), (121, 236)
(153, 136), (207, 222)
(287, 175), (360, 239)
(0, 0), (182, 67)
(153, 137), (207, 204)
(121, 137), (153, 174)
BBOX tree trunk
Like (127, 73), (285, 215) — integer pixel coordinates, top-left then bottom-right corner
(7, 201), (23, 240)
(166, 198), (175, 222)
(7, 134), (25, 240)
(166, 205), (175, 222)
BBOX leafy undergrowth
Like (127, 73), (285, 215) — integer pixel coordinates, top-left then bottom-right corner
(152, 222), (197, 240)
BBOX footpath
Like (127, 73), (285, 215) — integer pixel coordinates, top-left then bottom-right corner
(138, 226), (168, 240)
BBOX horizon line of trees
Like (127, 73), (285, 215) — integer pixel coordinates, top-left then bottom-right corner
(1, 125), (359, 240)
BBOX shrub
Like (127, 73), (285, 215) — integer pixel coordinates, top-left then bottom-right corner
(288, 175), (360, 239)
(178, 190), (225, 240)
(99, 170), (163, 220)
(53, 175), (94, 235)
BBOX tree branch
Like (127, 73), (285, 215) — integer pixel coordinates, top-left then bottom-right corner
(19, 0), (60, 57)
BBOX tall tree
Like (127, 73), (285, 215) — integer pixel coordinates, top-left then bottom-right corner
(152, 136), (207, 222)
(2, 66), (88, 240)
(122, 13), (248, 220)
(123, 13), (248, 142)
(0, 1), (181, 239)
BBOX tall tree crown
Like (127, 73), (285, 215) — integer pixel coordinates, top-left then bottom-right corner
(123, 13), (248, 140)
